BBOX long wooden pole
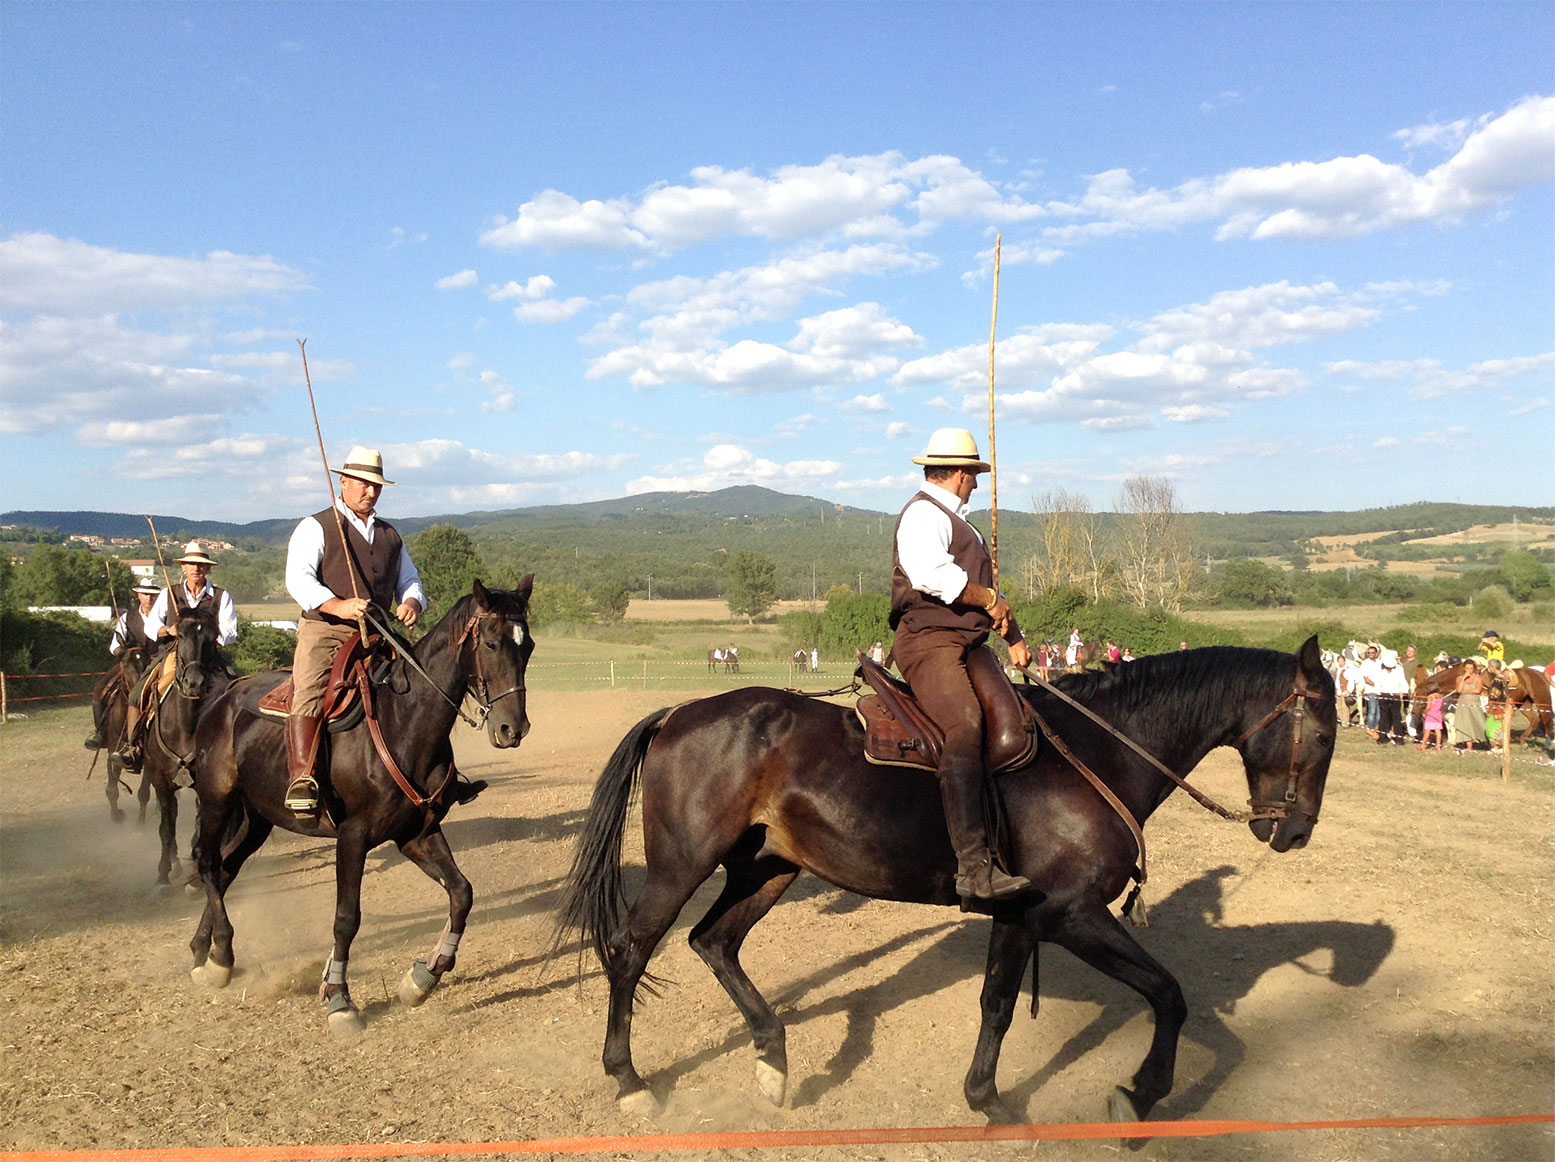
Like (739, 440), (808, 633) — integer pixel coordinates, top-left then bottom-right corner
(104, 560), (120, 618)
(299, 339), (369, 647)
(144, 515), (179, 607)
(986, 233), (1001, 586)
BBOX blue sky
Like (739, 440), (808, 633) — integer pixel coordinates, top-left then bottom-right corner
(3, 2), (1552, 522)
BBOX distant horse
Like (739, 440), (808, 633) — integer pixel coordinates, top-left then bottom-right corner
(1415, 661), (1550, 744)
(558, 637), (1334, 1124)
(187, 579), (533, 1034)
(707, 648), (738, 673)
(86, 645), (155, 823)
(138, 606), (233, 893)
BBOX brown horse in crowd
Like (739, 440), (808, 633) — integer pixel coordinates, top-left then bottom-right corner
(86, 645), (156, 823)
(1414, 661), (1553, 743)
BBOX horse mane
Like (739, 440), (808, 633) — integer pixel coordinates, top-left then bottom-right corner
(1034, 646), (1302, 742)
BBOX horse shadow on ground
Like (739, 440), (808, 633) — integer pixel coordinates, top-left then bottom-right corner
(621, 865), (1394, 1116)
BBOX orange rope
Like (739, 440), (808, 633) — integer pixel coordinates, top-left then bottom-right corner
(3, 1113), (1550, 1161)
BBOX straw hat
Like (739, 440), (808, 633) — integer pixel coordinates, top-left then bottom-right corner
(175, 541), (217, 566)
(911, 428), (990, 472)
(133, 580), (162, 595)
(330, 445), (395, 486)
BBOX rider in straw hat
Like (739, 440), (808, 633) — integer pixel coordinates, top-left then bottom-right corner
(891, 428), (1033, 902)
(84, 580), (164, 752)
(282, 445), (425, 815)
(118, 542), (238, 769)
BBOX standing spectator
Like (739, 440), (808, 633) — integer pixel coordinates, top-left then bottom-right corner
(1121, 647), (1135, 662)
(1105, 640), (1121, 663)
(1178, 641), (1188, 651)
(1036, 640), (1056, 680)
(1419, 683), (1446, 751)
(869, 641), (885, 666)
(1452, 660), (1487, 753)
(1066, 628), (1083, 667)
(1358, 644), (1384, 736)
(1372, 649), (1410, 745)
(1402, 644), (1421, 738)
(810, 646), (819, 672)
(1339, 649), (1364, 727)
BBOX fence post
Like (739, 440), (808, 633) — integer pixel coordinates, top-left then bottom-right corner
(1, 671), (6, 724)
(610, 659), (616, 689)
(641, 659), (647, 690)
(1501, 695), (1512, 783)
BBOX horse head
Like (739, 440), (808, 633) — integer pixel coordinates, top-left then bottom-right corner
(460, 576), (534, 749)
(174, 607), (221, 699)
(1238, 635), (1336, 854)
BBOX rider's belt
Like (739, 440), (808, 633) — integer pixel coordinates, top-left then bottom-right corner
(855, 648), (1038, 774)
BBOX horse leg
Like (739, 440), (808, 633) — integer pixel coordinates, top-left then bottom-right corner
(604, 872), (709, 1115)
(320, 824), (369, 1037)
(190, 793), (248, 988)
(105, 752), (127, 824)
(394, 825), (472, 1008)
(962, 912), (1035, 1124)
(1053, 903), (1186, 1122)
(136, 769), (152, 827)
(686, 855), (800, 1106)
(153, 775), (179, 896)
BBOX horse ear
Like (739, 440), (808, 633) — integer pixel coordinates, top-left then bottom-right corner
(1297, 635), (1324, 680)
(514, 573), (534, 604)
(472, 578), (491, 610)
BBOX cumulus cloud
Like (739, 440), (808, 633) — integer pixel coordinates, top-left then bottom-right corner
(478, 369), (515, 413)
(0, 232), (307, 314)
(436, 269), (478, 290)
(1323, 349), (1555, 399)
(627, 442), (841, 493)
(481, 153), (1046, 256)
(898, 280), (1434, 431)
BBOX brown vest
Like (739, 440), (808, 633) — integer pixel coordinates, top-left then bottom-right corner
(889, 491), (994, 642)
(302, 507), (405, 624)
(167, 584), (226, 619)
(123, 605), (152, 648)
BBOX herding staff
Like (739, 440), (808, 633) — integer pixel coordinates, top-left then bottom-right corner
(986, 233), (1002, 587)
(298, 339), (369, 648)
(104, 560), (120, 618)
(144, 515), (180, 609)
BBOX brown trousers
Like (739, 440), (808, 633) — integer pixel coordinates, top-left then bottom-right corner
(891, 626), (988, 771)
(290, 619), (360, 717)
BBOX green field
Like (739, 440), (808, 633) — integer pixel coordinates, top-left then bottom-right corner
(1189, 602), (1555, 654)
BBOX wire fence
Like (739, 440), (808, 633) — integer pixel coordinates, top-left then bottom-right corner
(524, 658), (859, 695)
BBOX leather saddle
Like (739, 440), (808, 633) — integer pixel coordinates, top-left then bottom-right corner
(855, 648), (1038, 774)
(255, 634), (373, 732)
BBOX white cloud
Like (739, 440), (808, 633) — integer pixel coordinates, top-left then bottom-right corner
(0, 233), (307, 314)
(1323, 349), (1555, 399)
(487, 275), (557, 302)
(513, 297), (590, 324)
(627, 443), (842, 493)
(436, 269), (478, 290)
(447, 352), (475, 370)
(789, 302), (922, 359)
(846, 393), (890, 413)
(478, 369), (515, 413)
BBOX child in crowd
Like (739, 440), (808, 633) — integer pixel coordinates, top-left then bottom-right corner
(1418, 691), (1445, 751)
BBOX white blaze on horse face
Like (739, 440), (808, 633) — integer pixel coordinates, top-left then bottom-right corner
(511, 624), (525, 648)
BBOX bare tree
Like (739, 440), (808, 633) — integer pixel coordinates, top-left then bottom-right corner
(1028, 488), (1109, 600)
(1113, 476), (1197, 611)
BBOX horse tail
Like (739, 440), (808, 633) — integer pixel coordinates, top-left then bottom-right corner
(554, 706), (675, 978)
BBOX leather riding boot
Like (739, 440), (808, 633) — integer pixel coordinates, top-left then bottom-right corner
(283, 714), (323, 814)
(938, 759), (1031, 901)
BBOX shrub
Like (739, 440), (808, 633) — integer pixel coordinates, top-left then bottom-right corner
(232, 619), (296, 674)
(1473, 585), (1513, 622)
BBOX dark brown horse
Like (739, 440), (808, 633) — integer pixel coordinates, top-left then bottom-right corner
(558, 637), (1335, 1124)
(137, 606), (233, 893)
(86, 645), (155, 823)
(187, 579), (533, 1034)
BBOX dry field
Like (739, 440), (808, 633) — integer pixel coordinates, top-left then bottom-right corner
(2, 693), (1552, 1161)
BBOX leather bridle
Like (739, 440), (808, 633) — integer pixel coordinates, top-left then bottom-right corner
(1231, 667), (1323, 825)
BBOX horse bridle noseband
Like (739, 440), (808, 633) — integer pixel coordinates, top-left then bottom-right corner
(1231, 667), (1323, 825)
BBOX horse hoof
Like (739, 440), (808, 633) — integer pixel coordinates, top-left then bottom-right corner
(1107, 1086), (1139, 1123)
(755, 1060), (787, 1106)
(111, 809), (126, 824)
(192, 961), (231, 989)
(152, 883), (173, 900)
(617, 1089), (660, 1118)
(398, 961), (438, 1007)
(327, 1007), (366, 1038)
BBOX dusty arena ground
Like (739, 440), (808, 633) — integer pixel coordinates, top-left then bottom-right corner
(2, 690), (1552, 1161)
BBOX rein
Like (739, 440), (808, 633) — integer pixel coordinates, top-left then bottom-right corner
(354, 607), (526, 809)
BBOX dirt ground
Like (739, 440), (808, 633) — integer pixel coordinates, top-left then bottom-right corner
(2, 691), (1552, 1161)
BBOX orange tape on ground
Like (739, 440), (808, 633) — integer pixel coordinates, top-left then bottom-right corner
(4, 1114), (1551, 1161)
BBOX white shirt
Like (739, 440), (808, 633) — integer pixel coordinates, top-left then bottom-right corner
(108, 611), (132, 656)
(285, 499), (425, 615)
(144, 580), (239, 646)
(896, 480), (985, 603)
(895, 480), (1021, 645)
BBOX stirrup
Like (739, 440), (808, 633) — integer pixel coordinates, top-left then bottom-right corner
(84, 733), (103, 751)
(955, 856), (1032, 901)
(284, 776), (320, 814)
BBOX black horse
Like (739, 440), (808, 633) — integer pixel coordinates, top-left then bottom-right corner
(137, 606), (233, 893)
(558, 637), (1335, 1123)
(187, 579), (533, 1034)
(85, 644), (155, 824)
